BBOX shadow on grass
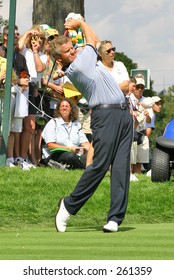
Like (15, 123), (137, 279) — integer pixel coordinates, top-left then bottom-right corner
(68, 226), (136, 232)
(119, 226), (136, 232)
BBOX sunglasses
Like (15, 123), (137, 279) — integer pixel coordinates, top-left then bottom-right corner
(106, 47), (116, 54)
(47, 35), (55, 41)
(155, 102), (162, 106)
(6, 32), (20, 36)
(136, 85), (144, 90)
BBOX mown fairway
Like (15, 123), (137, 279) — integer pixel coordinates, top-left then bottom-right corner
(0, 167), (174, 260)
(0, 223), (174, 260)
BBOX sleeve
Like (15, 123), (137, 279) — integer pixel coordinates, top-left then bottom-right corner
(40, 53), (48, 66)
(42, 119), (56, 143)
(114, 61), (130, 83)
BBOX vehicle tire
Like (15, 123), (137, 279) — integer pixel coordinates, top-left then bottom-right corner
(151, 148), (171, 182)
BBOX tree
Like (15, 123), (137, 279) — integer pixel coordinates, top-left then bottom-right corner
(32, 0), (84, 35)
(115, 52), (137, 76)
(0, 1), (8, 42)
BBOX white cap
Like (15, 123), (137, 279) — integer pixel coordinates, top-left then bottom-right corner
(141, 97), (155, 109)
(152, 96), (161, 103)
(136, 77), (145, 86)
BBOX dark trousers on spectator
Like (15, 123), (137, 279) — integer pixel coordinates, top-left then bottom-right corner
(51, 151), (86, 169)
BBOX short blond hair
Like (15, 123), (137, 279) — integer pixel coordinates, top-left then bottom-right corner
(49, 36), (71, 58)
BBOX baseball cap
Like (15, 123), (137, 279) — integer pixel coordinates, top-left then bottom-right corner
(40, 24), (51, 30)
(141, 97), (155, 109)
(152, 96), (162, 103)
(45, 28), (59, 40)
(136, 77), (145, 86)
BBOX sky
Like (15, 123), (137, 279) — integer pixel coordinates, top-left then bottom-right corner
(1, 0), (174, 93)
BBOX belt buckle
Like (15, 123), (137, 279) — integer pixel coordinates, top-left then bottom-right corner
(120, 103), (126, 110)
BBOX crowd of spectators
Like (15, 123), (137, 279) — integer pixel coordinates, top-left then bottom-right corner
(0, 14), (162, 175)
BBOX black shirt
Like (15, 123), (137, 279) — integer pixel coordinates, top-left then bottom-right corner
(0, 44), (29, 77)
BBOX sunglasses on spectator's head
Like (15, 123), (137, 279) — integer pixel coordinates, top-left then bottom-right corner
(47, 34), (59, 41)
(106, 47), (116, 54)
(47, 35), (55, 41)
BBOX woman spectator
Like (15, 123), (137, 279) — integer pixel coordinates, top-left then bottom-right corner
(42, 98), (90, 169)
(17, 25), (47, 168)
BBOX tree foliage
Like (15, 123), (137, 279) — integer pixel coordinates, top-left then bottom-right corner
(115, 51), (137, 76)
(0, 1), (8, 42)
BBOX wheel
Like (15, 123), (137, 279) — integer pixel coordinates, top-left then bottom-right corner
(151, 148), (171, 182)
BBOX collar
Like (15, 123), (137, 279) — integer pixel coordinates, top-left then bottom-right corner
(57, 117), (72, 126)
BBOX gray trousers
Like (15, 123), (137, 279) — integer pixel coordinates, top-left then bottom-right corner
(64, 106), (133, 225)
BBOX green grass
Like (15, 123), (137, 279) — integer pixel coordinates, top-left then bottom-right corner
(0, 167), (174, 260)
(0, 224), (174, 260)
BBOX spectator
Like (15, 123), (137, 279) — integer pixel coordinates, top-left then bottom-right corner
(39, 27), (61, 117)
(97, 40), (130, 94)
(130, 74), (152, 174)
(17, 25), (47, 168)
(146, 96), (163, 138)
(42, 98), (90, 169)
(146, 96), (163, 176)
(0, 25), (30, 168)
(127, 76), (136, 97)
(34, 26), (60, 164)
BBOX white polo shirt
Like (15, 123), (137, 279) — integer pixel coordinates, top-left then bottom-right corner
(109, 61), (130, 84)
(65, 44), (126, 108)
(22, 46), (47, 87)
(42, 117), (88, 146)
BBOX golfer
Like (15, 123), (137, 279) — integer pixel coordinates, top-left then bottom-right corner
(50, 18), (133, 232)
